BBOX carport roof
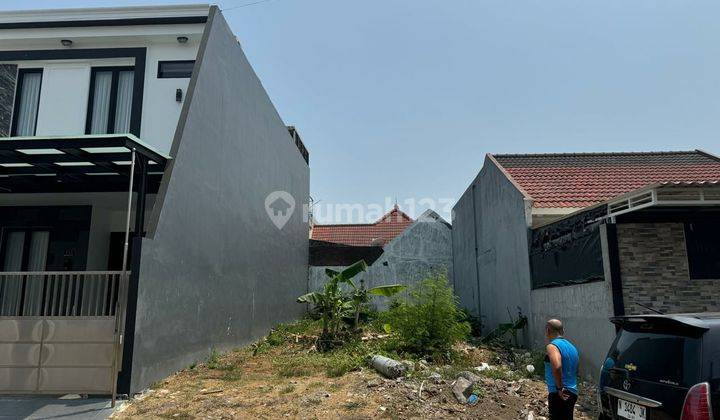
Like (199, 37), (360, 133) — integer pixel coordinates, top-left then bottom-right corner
(0, 134), (169, 193)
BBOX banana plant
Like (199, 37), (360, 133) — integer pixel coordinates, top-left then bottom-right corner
(348, 278), (405, 329)
(297, 260), (405, 344)
(297, 260), (368, 340)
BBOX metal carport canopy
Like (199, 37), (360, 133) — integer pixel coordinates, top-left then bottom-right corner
(0, 134), (169, 193)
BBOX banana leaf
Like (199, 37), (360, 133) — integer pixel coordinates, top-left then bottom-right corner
(335, 260), (368, 282)
(368, 284), (406, 296)
(297, 292), (323, 304)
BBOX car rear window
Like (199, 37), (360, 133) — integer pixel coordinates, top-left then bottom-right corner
(608, 330), (701, 387)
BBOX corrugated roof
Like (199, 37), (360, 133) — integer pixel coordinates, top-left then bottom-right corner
(491, 150), (720, 208)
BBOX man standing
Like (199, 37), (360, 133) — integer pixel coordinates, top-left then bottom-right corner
(544, 319), (579, 420)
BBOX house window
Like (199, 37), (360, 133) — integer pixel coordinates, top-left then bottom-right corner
(685, 222), (720, 279)
(157, 60), (194, 78)
(86, 67), (135, 134)
(11, 69), (43, 136)
(0, 229), (50, 316)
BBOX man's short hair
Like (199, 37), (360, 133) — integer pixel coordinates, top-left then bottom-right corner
(546, 319), (564, 335)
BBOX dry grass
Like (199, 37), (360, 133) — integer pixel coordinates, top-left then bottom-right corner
(113, 320), (598, 419)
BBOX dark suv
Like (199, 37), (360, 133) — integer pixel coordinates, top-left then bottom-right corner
(598, 313), (719, 420)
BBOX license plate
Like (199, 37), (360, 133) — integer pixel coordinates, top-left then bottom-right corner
(617, 398), (646, 420)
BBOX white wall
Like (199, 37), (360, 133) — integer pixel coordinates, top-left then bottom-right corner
(35, 63), (91, 135)
(140, 42), (199, 152)
(2, 24), (203, 154)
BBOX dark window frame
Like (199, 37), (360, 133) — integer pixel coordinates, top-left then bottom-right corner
(0, 227), (51, 272)
(85, 66), (136, 135)
(10, 68), (43, 136)
(685, 222), (720, 280)
(0, 48), (147, 137)
(157, 60), (195, 78)
(0, 227), (52, 315)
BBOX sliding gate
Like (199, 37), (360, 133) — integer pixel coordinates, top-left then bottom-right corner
(0, 272), (128, 396)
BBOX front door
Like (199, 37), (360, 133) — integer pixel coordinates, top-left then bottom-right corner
(0, 229), (50, 315)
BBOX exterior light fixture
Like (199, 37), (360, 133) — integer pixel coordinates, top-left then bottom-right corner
(176, 88), (183, 102)
(60, 39), (73, 47)
(177, 36), (189, 44)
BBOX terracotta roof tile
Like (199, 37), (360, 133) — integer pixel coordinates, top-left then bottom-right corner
(310, 206), (414, 246)
(492, 150), (720, 208)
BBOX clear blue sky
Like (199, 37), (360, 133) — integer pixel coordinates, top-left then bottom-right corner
(5, 1), (720, 223)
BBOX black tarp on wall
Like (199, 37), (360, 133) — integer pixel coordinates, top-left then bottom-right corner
(530, 205), (606, 289)
(309, 239), (384, 267)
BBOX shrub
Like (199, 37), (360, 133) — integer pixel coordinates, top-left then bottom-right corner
(459, 308), (483, 337)
(383, 273), (470, 359)
(206, 349), (221, 369)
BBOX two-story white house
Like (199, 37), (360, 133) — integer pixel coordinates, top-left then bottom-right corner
(0, 4), (310, 398)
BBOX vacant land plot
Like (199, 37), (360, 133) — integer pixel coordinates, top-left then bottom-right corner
(114, 320), (598, 419)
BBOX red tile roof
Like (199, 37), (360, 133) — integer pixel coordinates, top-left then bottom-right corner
(491, 150), (720, 208)
(310, 206), (414, 246)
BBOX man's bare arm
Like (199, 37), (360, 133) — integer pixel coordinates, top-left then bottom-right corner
(546, 343), (566, 397)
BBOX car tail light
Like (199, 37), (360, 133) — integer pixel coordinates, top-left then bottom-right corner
(681, 382), (714, 420)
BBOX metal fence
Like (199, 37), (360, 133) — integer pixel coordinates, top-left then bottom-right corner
(0, 271), (129, 399)
(0, 271), (126, 317)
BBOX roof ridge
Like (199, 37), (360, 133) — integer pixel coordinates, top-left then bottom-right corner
(312, 223), (374, 227)
(376, 207), (413, 224)
(492, 150), (699, 158)
(696, 149), (720, 163)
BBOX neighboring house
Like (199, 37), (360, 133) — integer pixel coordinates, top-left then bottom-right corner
(311, 205), (415, 247)
(0, 4), (309, 397)
(452, 150), (720, 378)
(309, 206), (453, 302)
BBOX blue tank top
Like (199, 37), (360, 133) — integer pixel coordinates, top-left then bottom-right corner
(544, 337), (579, 394)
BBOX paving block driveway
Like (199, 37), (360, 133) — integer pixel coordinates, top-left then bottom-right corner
(0, 396), (120, 420)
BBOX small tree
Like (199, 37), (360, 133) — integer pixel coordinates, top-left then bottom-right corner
(384, 273), (470, 359)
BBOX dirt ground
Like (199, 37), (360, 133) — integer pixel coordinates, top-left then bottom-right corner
(114, 335), (598, 420)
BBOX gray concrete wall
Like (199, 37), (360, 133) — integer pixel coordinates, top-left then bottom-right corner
(128, 8), (309, 393)
(451, 183), (480, 316)
(309, 265), (344, 294)
(309, 212), (453, 307)
(529, 281), (615, 380)
(452, 157), (533, 339)
(363, 212), (453, 308)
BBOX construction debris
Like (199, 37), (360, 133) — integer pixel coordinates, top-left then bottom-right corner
(475, 362), (492, 372)
(369, 355), (407, 379)
(452, 377), (474, 404)
(458, 371), (482, 384)
(427, 372), (443, 384)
